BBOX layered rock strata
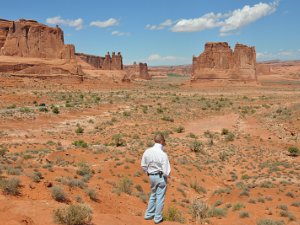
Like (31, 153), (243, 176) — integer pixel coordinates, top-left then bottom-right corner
(0, 18), (83, 78)
(192, 42), (257, 81)
(76, 52), (123, 70)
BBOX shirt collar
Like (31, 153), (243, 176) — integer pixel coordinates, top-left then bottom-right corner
(154, 143), (164, 150)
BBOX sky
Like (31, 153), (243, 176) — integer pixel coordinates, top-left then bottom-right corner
(1, 0), (300, 66)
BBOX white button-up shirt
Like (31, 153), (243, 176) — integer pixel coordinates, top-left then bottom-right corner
(141, 143), (171, 176)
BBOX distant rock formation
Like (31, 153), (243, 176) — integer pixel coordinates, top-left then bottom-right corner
(192, 42), (257, 81)
(76, 52), (123, 70)
(124, 62), (151, 80)
(256, 63), (271, 75)
(0, 18), (83, 79)
(0, 19), (75, 59)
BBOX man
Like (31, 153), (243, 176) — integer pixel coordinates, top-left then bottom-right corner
(141, 134), (171, 224)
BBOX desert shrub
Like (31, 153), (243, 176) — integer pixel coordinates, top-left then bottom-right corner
(53, 204), (93, 225)
(175, 126), (185, 133)
(232, 202), (245, 211)
(0, 146), (8, 156)
(288, 146), (299, 156)
(161, 116), (174, 122)
(73, 140), (88, 148)
(62, 178), (86, 189)
(85, 188), (98, 201)
(221, 128), (229, 135)
(190, 199), (209, 221)
(256, 219), (284, 225)
(116, 177), (133, 195)
(208, 207), (227, 218)
(75, 126), (84, 134)
(239, 211), (250, 218)
(52, 106), (60, 114)
(76, 162), (93, 180)
(291, 201), (300, 207)
(31, 171), (43, 183)
(51, 186), (67, 202)
(190, 180), (206, 194)
(189, 140), (204, 153)
(225, 132), (235, 142)
(0, 177), (21, 195)
(6, 167), (22, 175)
(112, 134), (126, 147)
(163, 206), (185, 223)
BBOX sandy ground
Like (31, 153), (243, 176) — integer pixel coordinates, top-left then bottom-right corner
(0, 66), (299, 225)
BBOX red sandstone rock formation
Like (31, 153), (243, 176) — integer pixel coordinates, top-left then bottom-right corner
(0, 19), (75, 59)
(124, 62), (151, 80)
(192, 42), (257, 81)
(76, 52), (123, 70)
(0, 18), (83, 79)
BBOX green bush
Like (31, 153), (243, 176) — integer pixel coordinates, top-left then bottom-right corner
(175, 126), (185, 133)
(0, 146), (8, 156)
(53, 204), (93, 225)
(112, 134), (126, 147)
(0, 177), (21, 195)
(189, 140), (204, 153)
(221, 128), (229, 135)
(257, 219), (284, 225)
(163, 206), (185, 223)
(116, 177), (133, 195)
(225, 132), (235, 142)
(288, 146), (299, 156)
(75, 126), (84, 134)
(85, 188), (98, 201)
(73, 140), (88, 148)
(52, 106), (60, 114)
(51, 186), (67, 202)
(76, 162), (93, 180)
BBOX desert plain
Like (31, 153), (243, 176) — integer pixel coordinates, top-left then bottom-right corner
(0, 60), (299, 225)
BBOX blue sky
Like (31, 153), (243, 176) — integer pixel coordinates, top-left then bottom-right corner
(1, 0), (300, 65)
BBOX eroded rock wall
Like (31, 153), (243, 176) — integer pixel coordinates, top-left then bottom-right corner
(192, 42), (257, 81)
(0, 19), (75, 59)
(77, 52), (123, 70)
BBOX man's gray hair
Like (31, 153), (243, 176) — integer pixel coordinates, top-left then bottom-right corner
(154, 134), (165, 143)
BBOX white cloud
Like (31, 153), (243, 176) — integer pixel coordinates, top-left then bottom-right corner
(111, 30), (130, 36)
(146, 54), (185, 61)
(90, 18), (119, 28)
(171, 0), (279, 35)
(46, 16), (83, 30)
(146, 19), (173, 30)
(171, 13), (223, 32)
(220, 1), (279, 35)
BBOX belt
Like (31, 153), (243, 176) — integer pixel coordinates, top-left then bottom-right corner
(148, 171), (163, 176)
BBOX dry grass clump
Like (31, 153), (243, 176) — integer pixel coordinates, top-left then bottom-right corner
(53, 204), (93, 225)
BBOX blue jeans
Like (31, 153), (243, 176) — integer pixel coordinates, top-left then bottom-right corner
(144, 174), (167, 223)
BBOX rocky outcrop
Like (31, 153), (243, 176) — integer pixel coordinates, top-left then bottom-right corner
(192, 42), (257, 81)
(0, 18), (83, 79)
(76, 52), (123, 70)
(124, 62), (151, 80)
(0, 19), (75, 59)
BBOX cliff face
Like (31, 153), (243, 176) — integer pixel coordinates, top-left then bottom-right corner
(192, 42), (257, 81)
(0, 19), (75, 59)
(0, 19), (83, 78)
(76, 52), (123, 70)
